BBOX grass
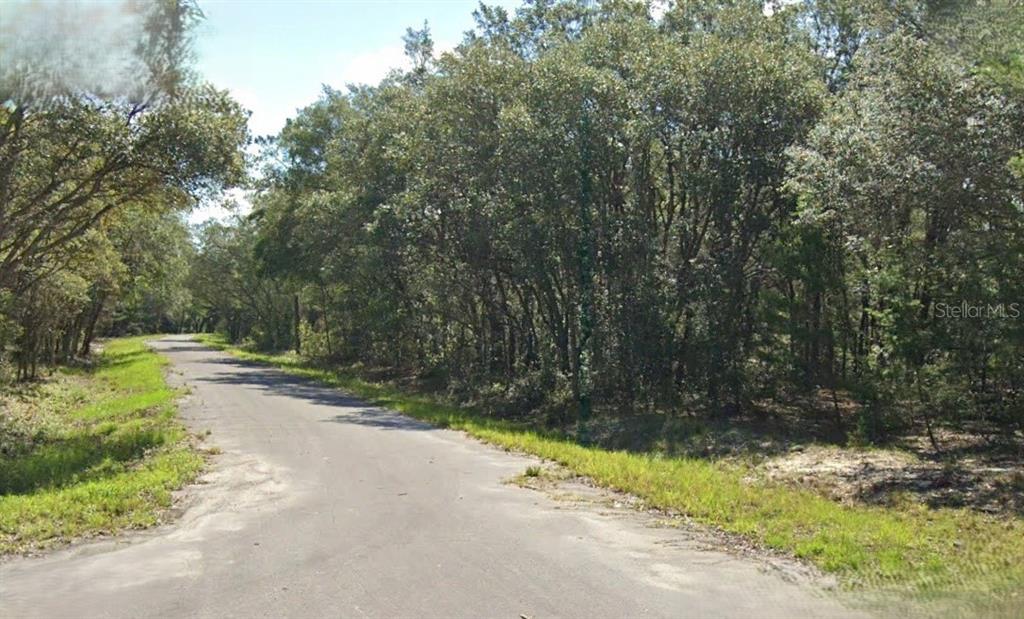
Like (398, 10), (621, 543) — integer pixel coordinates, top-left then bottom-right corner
(0, 336), (203, 554)
(196, 333), (1023, 615)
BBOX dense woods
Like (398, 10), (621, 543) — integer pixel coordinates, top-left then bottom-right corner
(2, 0), (1022, 448)
(0, 1), (248, 378)
(190, 0), (1022, 447)
(5, 3), (1024, 610)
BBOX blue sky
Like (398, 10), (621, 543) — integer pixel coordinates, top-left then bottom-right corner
(195, 0), (520, 137)
(190, 0), (520, 221)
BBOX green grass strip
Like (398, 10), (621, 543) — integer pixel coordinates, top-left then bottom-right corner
(196, 333), (1023, 610)
(0, 337), (203, 554)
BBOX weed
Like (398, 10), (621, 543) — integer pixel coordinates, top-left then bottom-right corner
(0, 337), (202, 554)
(195, 333), (1024, 613)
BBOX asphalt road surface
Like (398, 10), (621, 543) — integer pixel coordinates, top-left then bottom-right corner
(0, 335), (869, 618)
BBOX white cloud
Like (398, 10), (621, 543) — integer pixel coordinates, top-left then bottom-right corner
(189, 188), (251, 225)
(331, 38), (458, 89)
(225, 44), (415, 141)
(221, 38), (464, 142)
(334, 45), (410, 88)
(228, 87), (274, 137)
(228, 85), (315, 139)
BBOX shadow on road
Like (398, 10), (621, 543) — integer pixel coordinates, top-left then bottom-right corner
(183, 351), (433, 432)
(320, 411), (433, 431)
(153, 342), (217, 354)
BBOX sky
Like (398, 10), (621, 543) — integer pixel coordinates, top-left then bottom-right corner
(188, 0), (520, 221)
(196, 1), (518, 137)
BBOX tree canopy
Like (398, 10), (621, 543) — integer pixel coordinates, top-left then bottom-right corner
(181, 0), (1023, 446)
(0, 0), (249, 379)
(4, 0), (1021, 448)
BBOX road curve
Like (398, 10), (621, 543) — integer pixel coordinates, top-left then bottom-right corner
(1, 335), (868, 618)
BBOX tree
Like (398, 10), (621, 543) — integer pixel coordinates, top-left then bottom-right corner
(0, 0), (249, 377)
(191, 0), (1023, 448)
(788, 26), (1024, 441)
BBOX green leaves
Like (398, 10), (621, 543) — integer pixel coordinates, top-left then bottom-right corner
(0, 2), (249, 378)
(200, 0), (1022, 440)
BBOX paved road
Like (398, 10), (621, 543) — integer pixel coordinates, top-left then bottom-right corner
(1, 335), (867, 618)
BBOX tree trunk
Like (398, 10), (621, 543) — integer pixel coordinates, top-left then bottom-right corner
(79, 292), (107, 357)
(293, 293), (301, 355)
